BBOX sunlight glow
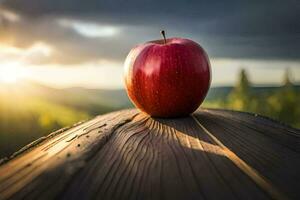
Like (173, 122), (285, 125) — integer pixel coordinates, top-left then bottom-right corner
(0, 64), (29, 83)
(26, 60), (123, 89)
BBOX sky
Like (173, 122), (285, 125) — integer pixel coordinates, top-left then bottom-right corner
(0, 0), (299, 89)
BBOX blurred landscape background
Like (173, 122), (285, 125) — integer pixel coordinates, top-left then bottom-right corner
(1, 70), (299, 158)
(0, 0), (299, 158)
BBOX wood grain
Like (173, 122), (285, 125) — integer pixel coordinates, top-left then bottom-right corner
(0, 108), (299, 200)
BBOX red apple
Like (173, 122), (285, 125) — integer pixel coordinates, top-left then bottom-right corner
(124, 31), (211, 117)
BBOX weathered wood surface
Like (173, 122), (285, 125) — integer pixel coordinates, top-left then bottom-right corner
(0, 108), (299, 200)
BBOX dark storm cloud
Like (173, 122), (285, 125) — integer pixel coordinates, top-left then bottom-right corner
(0, 0), (299, 65)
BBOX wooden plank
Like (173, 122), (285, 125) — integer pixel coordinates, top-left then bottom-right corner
(194, 109), (300, 199)
(0, 108), (299, 200)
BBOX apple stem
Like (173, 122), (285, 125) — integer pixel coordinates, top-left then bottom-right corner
(160, 30), (167, 44)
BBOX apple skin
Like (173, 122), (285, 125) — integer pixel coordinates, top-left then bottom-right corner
(124, 38), (211, 118)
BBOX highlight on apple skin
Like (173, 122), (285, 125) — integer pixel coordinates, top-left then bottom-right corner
(124, 31), (211, 118)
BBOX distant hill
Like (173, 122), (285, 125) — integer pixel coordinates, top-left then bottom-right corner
(205, 85), (300, 101)
(2, 81), (299, 114)
(205, 86), (233, 101)
(63, 87), (132, 114)
(0, 81), (133, 116)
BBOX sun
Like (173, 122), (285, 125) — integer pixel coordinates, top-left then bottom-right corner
(0, 64), (28, 83)
(0, 66), (19, 83)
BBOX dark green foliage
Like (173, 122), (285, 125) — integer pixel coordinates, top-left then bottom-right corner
(203, 69), (300, 129)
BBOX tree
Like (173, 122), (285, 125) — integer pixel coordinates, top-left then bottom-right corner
(236, 69), (251, 94)
(227, 69), (254, 111)
(275, 68), (298, 125)
(283, 68), (293, 87)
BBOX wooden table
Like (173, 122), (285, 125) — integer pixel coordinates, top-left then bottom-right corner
(0, 109), (299, 200)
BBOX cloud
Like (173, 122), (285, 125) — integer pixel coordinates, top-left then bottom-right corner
(0, 11), (136, 65)
(0, 0), (299, 66)
(57, 19), (120, 38)
(0, 7), (19, 22)
(0, 42), (52, 65)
